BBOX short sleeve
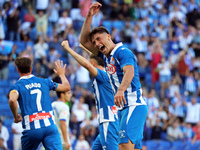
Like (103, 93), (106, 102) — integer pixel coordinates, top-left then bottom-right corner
(9, 84), (19, 95)
(95, 69), (109, 83)
(117, 48), (136, 70)
(45, 79), (58, 91)
(59, 110), (68, 121)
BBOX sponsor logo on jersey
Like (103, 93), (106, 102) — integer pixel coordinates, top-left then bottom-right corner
(29, 112), (51, 122)
(103, 146), (106, 150)
(111, 106), (118, 114)
(106, 64), (116, 75)
(119, 130), (126, 138)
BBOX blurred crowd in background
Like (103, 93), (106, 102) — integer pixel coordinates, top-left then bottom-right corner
(0, 0), (200, 150)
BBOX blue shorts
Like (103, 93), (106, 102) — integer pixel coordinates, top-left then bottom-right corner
(92, 121), (119, 150)
(21, 124), (62, 150)
(159, 75), (171, 83)
(118, 105), (148, 149)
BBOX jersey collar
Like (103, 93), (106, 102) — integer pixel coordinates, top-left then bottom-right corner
(110, 42), (123, 56)
(19, 74), (34, 80)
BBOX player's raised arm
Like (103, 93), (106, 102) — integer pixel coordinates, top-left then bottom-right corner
(53, 60), (71, 92)
(62, 40), (98, 77)
(80, 2), (102, 56)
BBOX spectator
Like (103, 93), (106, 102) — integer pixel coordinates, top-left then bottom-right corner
(192, 121), (200, 143)
(150, 39), (163, 87)
(58, 10), (73, 36)
(75, 64), (90, 89)
(47, 0), (60, 27)
(185, 71), (196, 97)
(0, 43), (16, 80)
(157, 57), (171, 99)
(0, 120), (9, 149)
(74, 134), (90, 150)
(33, 35), (48, 75)
(121, 21), (133, 44)
(79, 0), (92, 19)
(150, 118), (163, 140)
(166, 119), (183, 142)
(11, 122), (23, 150)
(0, 9), (5, 40)
(184, 97), (200, 126)
(36, 0), (49, 11)
(24, 6), (35, 23)
(6, 7), (20, 41)
(182, 123), (193, 142)
(169, 92), (185, 123)
(34, 10), (51, 36)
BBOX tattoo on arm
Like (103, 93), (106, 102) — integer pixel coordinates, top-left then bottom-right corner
(118, 80), (130, 91)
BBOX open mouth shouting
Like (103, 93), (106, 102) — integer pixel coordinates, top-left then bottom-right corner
(99, 45), (106, 53)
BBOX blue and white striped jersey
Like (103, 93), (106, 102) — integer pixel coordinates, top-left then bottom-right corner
(9, 75), (57, 130)
(93, 68), (117, 124)
(99, 43), (146, 108)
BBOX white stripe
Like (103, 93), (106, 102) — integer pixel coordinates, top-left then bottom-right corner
(126, 106), (136, 124)
(103, 122), (109, 142)
(34, 119), (40, 129)
(50, 110), (55, 124)
(107, 73), (116, 94)
(108, 106), (115, 121)
(24, 115), (30, 130)
(42, 111), (51, 127)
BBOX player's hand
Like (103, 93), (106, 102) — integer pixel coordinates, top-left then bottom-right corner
(53, 60), (66, 76)
(61, 40), (70, 51)
(114, 91), (127, 108)
(14, 114), (22, 123)
(65, 142), (71, 150)
(87, 2), (102, 16)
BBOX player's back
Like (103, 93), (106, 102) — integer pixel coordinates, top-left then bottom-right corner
(10, 75), (57, 130)
(93, 69), (117, 124)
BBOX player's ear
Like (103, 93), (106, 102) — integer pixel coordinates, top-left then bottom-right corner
(16, 68), (20, 73)
(30, 66), (33, 73)
(107, 34), (111, 39)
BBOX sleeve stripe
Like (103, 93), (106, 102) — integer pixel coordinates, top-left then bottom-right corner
(10, 90), (19, 95)
(60, 119), (66, 121)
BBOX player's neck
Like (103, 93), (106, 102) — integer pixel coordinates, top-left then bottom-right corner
(58, 98), (65, 103)
(19, 72), (32, 77)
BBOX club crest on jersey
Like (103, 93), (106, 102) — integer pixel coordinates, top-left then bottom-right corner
(111, 57), (115, 65)
(106, 63), (116, 75)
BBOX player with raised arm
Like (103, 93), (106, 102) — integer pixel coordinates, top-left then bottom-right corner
(9, 57), (70, 150)
(79, 2), (148, 150)
(62, 40), (119, 150)
(52, 91), (72, 150)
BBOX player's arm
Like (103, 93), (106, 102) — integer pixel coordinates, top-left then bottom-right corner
(60, 120), (71, 149)
(114, 65), (134, 107)
(62, 40), (98, 77)
(53, 60), (71, 92)
(9, 90), (22, 123)
(79, 2), (102, 56)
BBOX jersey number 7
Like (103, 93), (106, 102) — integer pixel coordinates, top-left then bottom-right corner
(31, 89), (42, 111)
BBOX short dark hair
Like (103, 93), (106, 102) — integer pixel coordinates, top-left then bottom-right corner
(15, 57), (32, 73)
(56, 91), (65, 98)
(89, 26), (109, 42)
(90, 54), (104, 67)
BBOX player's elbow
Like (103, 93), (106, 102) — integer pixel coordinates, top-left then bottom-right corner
(63, 84), (71, 92)
(84, 63), (91, 71)
(9, 98), (16, 105)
